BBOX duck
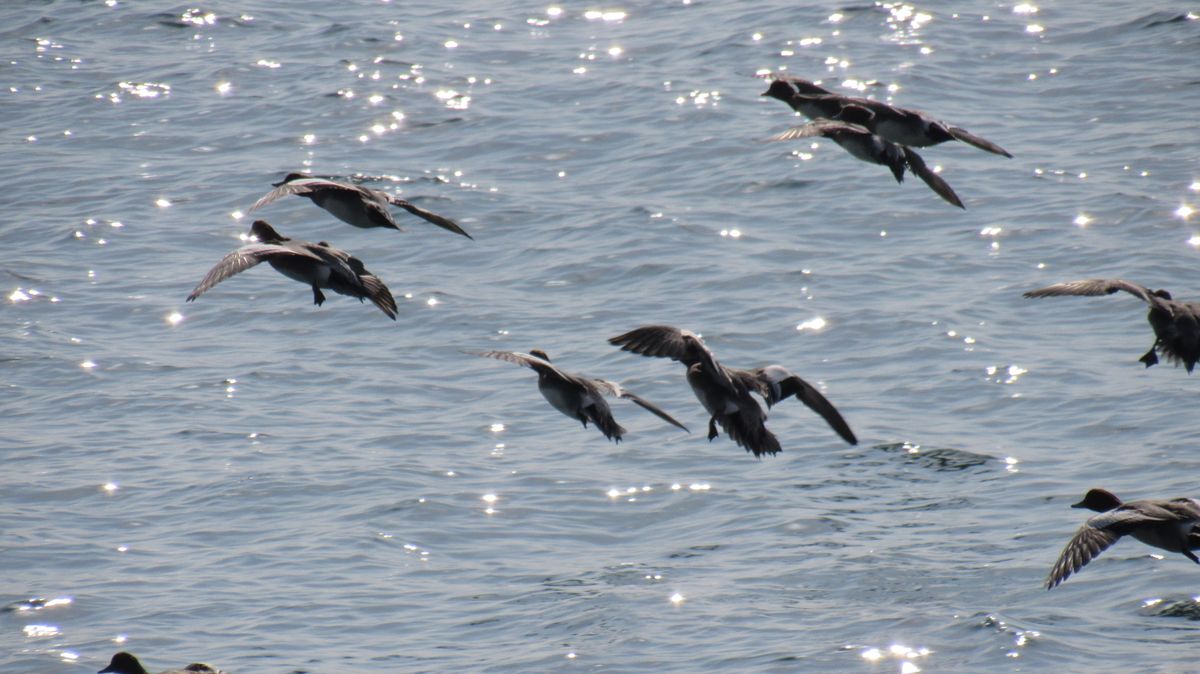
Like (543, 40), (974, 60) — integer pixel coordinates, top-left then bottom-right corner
(471, 349), (689, 443)
(1023, 279), (1200, 373)
(99, 651), (224, 674)
(766, 116), (964, 209)
(249, 173), (472, 239)
(1045, 488), (1200, 589)
(607, 325), (857, 457)
(761, 77), (1012, 158)
(186, 220), (398, 319)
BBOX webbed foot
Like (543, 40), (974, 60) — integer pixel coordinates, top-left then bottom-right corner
(312, 286), (326, 306)
(1138, 348), (1158, 368)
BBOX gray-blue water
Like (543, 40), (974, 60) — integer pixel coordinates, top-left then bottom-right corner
(4, 1), (1200, 672)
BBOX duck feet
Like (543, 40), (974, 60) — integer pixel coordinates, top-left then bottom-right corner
(1138, 348), (1158, 368)
(311, 286), (326, 306)
(707, 416), (719, 441)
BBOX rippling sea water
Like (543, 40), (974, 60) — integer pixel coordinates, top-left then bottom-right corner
(4, 1), (1200, 672)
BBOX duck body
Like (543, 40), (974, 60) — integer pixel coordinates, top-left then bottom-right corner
(250, 173), (472, 239)
(1024, 279), (1200, 373)
(766, 119), (964, 208)
(472, 349), (688, 443)
(1046, 488), (1200, 589)
(186, 220), (398, 319)
(608, 325), (856, 457)
(762, 77), (1012, 157)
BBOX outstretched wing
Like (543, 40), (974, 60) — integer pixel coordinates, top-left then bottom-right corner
(186, 243), (320, 301)
(383, 195), (473, 240)
(247, 178), (357, 213)
(1023, 278), (1157, 304)
(765, 119), (865, 143)
(592, 380), (689, 432)
(471, 350), (572, 384)
(947, 126), (1013, 158)
(778, 374), (857, 445)
(903, 147), (965, 209)
(1045, 523), (1122, 589)
(749, 367), (857, 445)
(607, 325), (700, 362)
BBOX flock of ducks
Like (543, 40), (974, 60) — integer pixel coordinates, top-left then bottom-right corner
(115, 74), (1197, 672)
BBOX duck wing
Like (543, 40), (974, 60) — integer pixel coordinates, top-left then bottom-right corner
(592, 379), (689, 432)
(382, 194), (473, 239)
(947, 126), (1013, 158)
(1045, 521), (1123, 589)
(1045, 505), (1183, 589)
(247, 177), (361, 213)
(751, 367), (857, 445)
(765, 119), (868, 142)
(472, 350), (575, 385)
(1023, 279), (1163, 309)
(185, 243), (321, 301)
(608, 325), (703, 363)
(903, 147), (965, 209)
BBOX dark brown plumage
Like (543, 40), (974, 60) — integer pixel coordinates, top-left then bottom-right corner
(1046, 488), (1200, 589)
(1024, 279), (1200, 373)
(187, 220), (398, 319)
(250, 173), (472, 239)
(471, 349), (688, 443)
(608, 325), (856, 457)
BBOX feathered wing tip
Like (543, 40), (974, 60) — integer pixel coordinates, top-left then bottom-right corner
(607, 325), (691, 361)
(790, 381), (858, 446)
(947, 126), (1013, 158)
(359, 274), (398, 320)
(1021, 279), (1156, 303)
(388, 197), (474, 240)
(619, 390), (690, 433)
(903, 147), (964, 208)
(185, 243), (293, 302)
(1044, 526), (1118, 589)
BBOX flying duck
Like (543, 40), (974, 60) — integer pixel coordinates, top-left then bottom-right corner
(1024, 279), (1200, 373)
(186, 220), (398, 319)
(762, 77), (1012, 158)
(472, 349), (689, 443)
(766, 116), (965, 208)
(1046, 488), (1200, 589)
(607, 325), (857, 457)
(249, 173), (472, 239)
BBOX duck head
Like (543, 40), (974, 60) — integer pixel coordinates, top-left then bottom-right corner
(1072, 488), (1123, 513)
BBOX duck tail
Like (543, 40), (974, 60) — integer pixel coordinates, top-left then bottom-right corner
(586, 406), (626, 443)
(720, 413), (781, 458)
(361, 275), (398, 320)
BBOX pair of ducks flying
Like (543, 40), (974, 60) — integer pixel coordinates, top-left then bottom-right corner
(477, 325), (857, 457)
(761, 76), (1012, 209)
(186, 174), (471, 319)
